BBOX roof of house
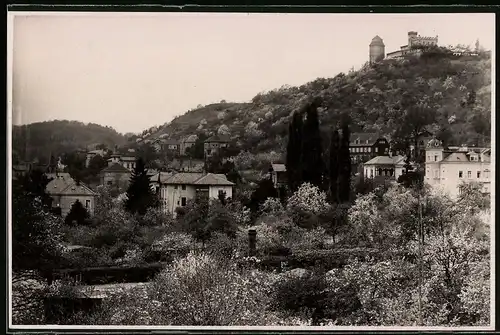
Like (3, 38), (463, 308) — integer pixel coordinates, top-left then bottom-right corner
(442, 152), (491, 163)
(205, 135), (230, 143)
(182, 134), (198, 143)
(87, 149), (105, 155)
(163, 139), (180, 145)
(120, 156), (136, 161)
(46, 175), (96, 196)
(151, 172), (175, 184)
(101, 163), (131, 173)
(271, 163), (286, 172)
(162, 172), (234, 186)
(194, 173), (235, 186)
(364, 155), (405, 166)
(350, 133), (384, 146)
(46, 172), (72, 180)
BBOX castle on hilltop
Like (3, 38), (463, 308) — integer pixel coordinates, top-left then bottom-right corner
(369, 31), (439, 64)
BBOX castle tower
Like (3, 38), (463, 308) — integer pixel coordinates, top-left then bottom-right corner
(407, 31), (418, 48)
(369, 35), (385, 64)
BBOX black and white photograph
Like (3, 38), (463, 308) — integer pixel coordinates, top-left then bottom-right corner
(8, 10), (495, 330)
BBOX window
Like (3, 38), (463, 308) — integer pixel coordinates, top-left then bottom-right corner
(485, 170), (490, 178)
(107, 181), (112, 185)
(174, 185), (178, 189)
(368, 147), (371, 152)
(433, 170), (438, 178)
(375, 147), (378, 153)
(459, 171), (463, 178)
(181, 185), (186, 190)
(181, 197), (187, 206)
(467, 171), (472, 179)
(477, 171), (481, 178)
(434, 155), (438, 161)
(85, 200), (90, 208)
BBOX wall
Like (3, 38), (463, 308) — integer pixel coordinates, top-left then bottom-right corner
(52, 194), (96, 217)
(164, 184), (197, 216)
(426, 161), (491, 198)
(208, 185), (233, 200)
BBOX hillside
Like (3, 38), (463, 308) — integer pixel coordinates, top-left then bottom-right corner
(142, 47), (491, 160)
(12, 120), (126, 164)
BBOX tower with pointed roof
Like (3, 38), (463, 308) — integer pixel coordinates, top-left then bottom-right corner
(369, 35), (385, 64)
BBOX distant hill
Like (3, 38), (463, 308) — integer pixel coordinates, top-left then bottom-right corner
(140, 47), (491, 158)
(12, 120), (126, 164)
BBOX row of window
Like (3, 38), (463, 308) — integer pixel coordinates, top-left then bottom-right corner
(350, 147), (389, 154)
(174, 184), (187, 190)
(458, 170), (490, 179)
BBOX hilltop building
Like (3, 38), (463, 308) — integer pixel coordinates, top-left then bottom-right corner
(369, 31), (439, 63)
(424, 139), (491, 198)
(369, 35), (386, 64)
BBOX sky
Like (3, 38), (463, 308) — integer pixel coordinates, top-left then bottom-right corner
(9, 12), (495, 134)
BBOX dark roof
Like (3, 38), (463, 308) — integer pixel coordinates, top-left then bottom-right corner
(350, 133), (384, 146)
(370, 35), (385, 47)
(101, 163), (130, 173)
(46, 175), (96, 196)
(194, 173), (235, 186)
(205, 135), (230, 143)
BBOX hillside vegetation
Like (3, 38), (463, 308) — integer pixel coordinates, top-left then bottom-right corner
(12, 120), (126, 164)
(145, 48), (491, 158)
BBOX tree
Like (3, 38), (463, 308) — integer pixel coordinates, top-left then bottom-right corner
(249, 177), (278, 214)
(124, 158), (159, 215)
(87, 154), (108, 177)
(65, 200), (90, 225)
(338, 123), (352, 203)
(63, 151), (86, 183)
(329, 129), (340, 203)
(286, 111), (304, 193)
(301, 101), (325, 189)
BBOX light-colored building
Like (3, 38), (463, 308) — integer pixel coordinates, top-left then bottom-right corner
(424, 139), (491, 198)
(385, 31), (439, 60)
(46, 173), (97, 217)
(155, 172), (234, 217)
(363, 155), (416, 180)
(107, 153), (137, 171)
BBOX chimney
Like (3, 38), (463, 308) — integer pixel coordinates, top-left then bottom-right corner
(248, 229), (257, 257)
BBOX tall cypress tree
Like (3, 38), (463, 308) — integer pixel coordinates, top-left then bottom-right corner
(301, 101), (324, 189)
(286, 111), (303, 193)
(125, 158), (158, 215)
(329, 129), (340, 204)
(338, 123), (352, 203)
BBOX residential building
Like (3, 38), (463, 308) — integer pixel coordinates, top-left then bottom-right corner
(107, 153), (137, 171)
(363, 155), (415, 180)
(424, 139), (491, 198)
(180, 134), (198, 156)
(349, 133), (390, 164)
(156, 172), (234, 217)
(85, 149), (106, 168)
(163, 139), (181, 155)
(100, 163), (131, 190)
(204, 135), (230, 157)
(12, 161), (33, 180)
(46, 174), (97, 217)
(269, 163), (287, 189)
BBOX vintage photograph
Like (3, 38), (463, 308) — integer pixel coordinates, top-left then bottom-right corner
(8, 11), (494, 329)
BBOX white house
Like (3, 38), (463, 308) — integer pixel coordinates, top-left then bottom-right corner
(154, 172), (235, 217)
(363, 155), (416, 180)
(424, 138), (491, 198)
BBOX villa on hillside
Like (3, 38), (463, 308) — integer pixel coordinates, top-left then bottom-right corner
(204, 135), (230, 157)
(85, 149), (107, 168)
(107, 153), (137, 171)
(154, 172), (234, 217)
(363, 155), (417, 180)
(349, 133), (390, 164)
(424, 139), (491, 198)
(46, 173), (97, 217)
(180, 134), (198, 156)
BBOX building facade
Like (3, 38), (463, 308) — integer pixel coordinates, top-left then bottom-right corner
(107, 154), (136, 171)
(46, 174), (97, 217)
(363, 155), (415, 180)
(349, 133), (390, 164)
(424, 139), (491, 198)
(180, 134), (198, 156)
(386, 31), (439, 60)
(100, 163), (131, 190)
(156, 172), (234, 217)
(204, 135), (230, 157)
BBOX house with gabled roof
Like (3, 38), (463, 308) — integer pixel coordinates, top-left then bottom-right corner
(100, 163), (131, 191)
(180, 134), (198, 156)
(204, 134), (230, 157)
(156, 171), (234, 216)
(46, 174), (97, 217)
(363, 155), (416, 180)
